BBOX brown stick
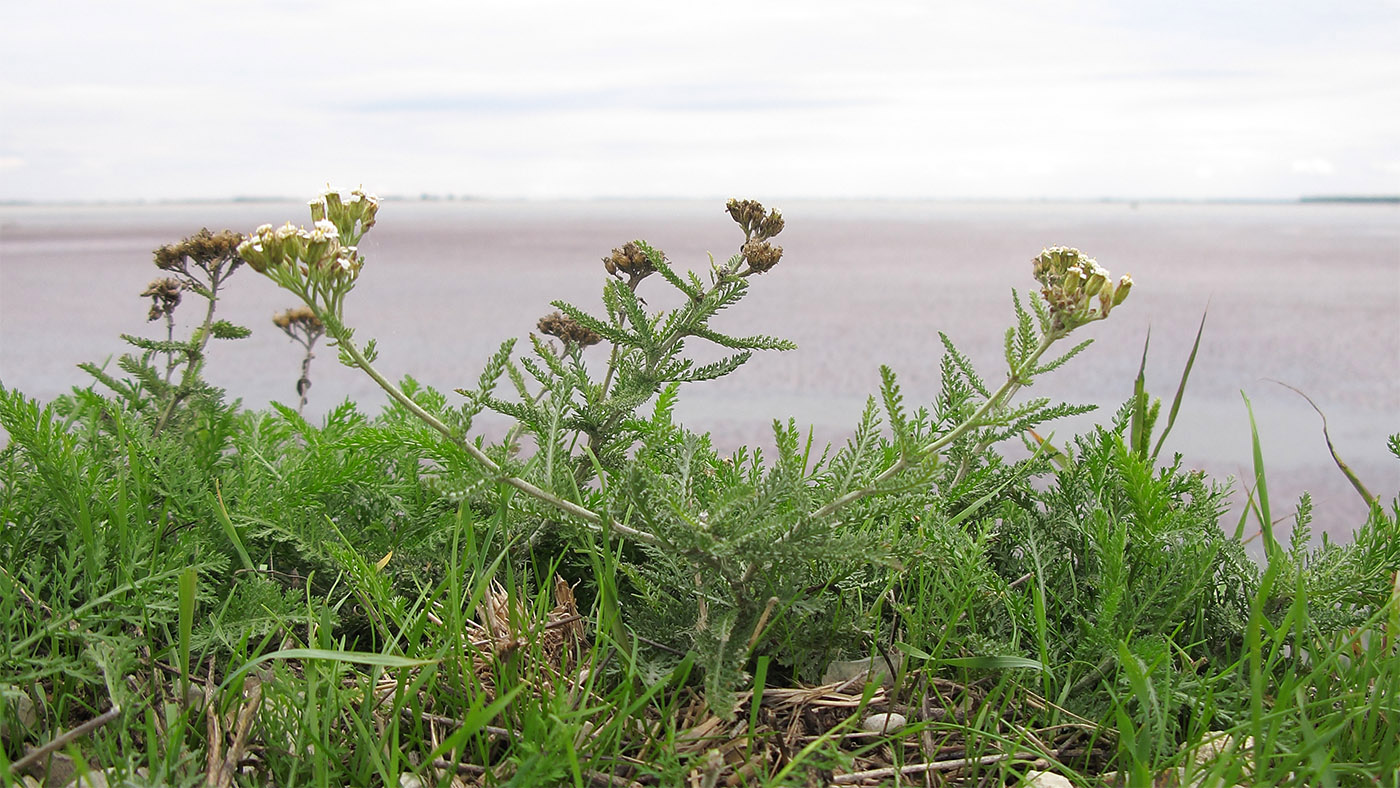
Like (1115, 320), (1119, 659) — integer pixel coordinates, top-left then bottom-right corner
(10, 705), (122, 775)
(211, 681), (262, 788)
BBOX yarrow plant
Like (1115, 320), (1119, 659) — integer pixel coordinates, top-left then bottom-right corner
(232, 187), (1141, 711)
(82, 227), (250, 436)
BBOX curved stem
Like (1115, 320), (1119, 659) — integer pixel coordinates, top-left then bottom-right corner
(331, 321), (661, 545)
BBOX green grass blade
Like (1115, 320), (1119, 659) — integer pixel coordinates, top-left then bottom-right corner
(1130, 329), (1151, 458)
(940, 655), (1046, 672)
(219, 648), (438, 695)
(947, 436), (1050, 528)
(422, 683), (525, 769)
(212, 481), (254, 572)
(1150, 308), (1207, 463)
(178, 567), (196, 699)
(748, 655), (769, 755)
(1241, 392), (1278, 561)
(1270, 379), (1377, 507)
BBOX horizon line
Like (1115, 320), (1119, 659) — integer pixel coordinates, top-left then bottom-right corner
(2, 194), (1397, 208)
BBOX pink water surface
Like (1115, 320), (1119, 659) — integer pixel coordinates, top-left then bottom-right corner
(2, 199), (1397, 544)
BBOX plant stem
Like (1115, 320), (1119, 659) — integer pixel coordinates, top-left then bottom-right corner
(296, 342), (315, 416)
(153, 270), (225, 438)
(331, 323), (661, 546)
(163, 313), (178, 385)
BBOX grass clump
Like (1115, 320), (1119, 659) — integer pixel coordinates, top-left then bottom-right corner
(1, 189), (1396, 787)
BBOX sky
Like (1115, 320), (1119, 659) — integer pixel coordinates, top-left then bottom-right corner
(1, 0), (1398, 202)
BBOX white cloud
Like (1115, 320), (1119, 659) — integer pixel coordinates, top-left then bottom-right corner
(1, 1), (1397, 201)
(1291, 158), (1337, 176)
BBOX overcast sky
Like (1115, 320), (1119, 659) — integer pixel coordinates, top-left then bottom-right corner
(2, 0), (1398, 202)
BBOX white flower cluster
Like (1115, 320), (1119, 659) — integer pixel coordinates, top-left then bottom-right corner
(238, 220), (361, 282)
(308, 186), (379, 243)
(237, 187), (381, 289)
(1032, 246), (1132, 331)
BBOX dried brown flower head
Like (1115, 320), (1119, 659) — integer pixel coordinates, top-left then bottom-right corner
(154, 228), (245, 277)
(726, 198), (785, 243)
(603, 241), (659, 282)
(740, 240), (784, 275)
(273, 305), (323, 333)
(537, 311), (603, 349)
(141, 277), (184, 321)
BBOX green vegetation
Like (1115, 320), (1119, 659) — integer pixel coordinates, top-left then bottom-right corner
(2, 191), (1396, 787)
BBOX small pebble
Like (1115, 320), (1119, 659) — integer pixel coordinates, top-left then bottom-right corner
(63, 769), (112, 788)
(859, 712), (907, 734)
(1022, 770), (1075, 788)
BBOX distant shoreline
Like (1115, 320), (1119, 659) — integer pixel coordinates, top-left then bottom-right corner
(3, 195), (1398, 208)
(1297, 195), (1400, 204)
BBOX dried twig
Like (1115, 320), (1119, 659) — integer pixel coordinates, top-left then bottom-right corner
(830, 751), (1039, 784)
(10, 705), (122, 775)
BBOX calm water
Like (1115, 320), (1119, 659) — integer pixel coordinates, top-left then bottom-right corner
(2, 199), (1397, 544)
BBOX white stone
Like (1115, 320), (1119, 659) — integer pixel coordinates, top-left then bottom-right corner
(1021, 770), (1076, 788)
(822, 652), (903, 687)
(63, 768), (114, 788)
(859, 712), (907, 734)
(0, 685), (37, 739)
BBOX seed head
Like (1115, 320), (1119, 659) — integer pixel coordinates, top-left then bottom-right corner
(603, 241), (658, 282)
(740, 240), (783, 275)
(537, 311), (603, 349)
(141, 277), (184, 321)
(726, 198), (784, 243)
(153, 228), (244, 277)
(272, 305), (322, 332)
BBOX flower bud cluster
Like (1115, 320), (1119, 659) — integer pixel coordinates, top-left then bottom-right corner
(141, 277), (184, 321)
(537, 311), (603, 349)
(726, 199), (785, 276)
(1032, 247), (1132, 332)
(603, 241), (658, 282)
(153, 228), (244, 277)
(308, 186), (380, 246)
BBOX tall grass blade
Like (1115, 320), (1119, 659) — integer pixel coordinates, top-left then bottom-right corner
(1150, 308), (1207, 463)
(178, 567), (196, 699)
(1130, 329), (1151, 458)
(212, 480), (254, 572)
(1270, 379), (1378, 507)
(219, 649), (437, 695)
(1242, 392), (1278, 561)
